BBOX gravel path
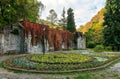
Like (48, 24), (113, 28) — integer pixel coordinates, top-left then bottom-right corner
(0, 55), (120, 79)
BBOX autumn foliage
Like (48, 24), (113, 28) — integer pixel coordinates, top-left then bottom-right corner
(22, 21), (74, 50)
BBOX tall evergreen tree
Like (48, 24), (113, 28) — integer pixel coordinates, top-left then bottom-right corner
(67, 8), (76, 32)
(103, 0), (120, 50)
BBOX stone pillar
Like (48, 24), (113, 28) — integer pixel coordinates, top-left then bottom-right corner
(77, 36), (86, 49)
(77, 37), (81, 49)
(18, 24), (25, 54)
(0, 34), (4, 54)
(83, 37), (86, 49)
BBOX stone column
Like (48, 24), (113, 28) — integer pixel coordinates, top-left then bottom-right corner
(18, 23), (25, 54)
(0, 34), (4, 54)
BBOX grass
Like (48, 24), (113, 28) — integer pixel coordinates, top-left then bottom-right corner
(0, 62), (4, 67)
(74, 73), (99, 79)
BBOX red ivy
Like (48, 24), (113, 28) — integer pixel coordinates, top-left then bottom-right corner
(22, 21), (73, 50)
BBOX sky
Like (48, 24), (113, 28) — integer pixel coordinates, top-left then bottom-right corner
(38, 0), (106, 28)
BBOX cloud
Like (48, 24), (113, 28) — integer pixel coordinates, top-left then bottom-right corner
(38, 0), (106, 28)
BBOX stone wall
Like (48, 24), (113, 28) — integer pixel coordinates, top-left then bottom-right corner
(0, 33), (20, 54)
(0, 32), (86, 54)
(0, 34), (4, 53)
(0, 32), (49, 54)
(25, 34), (49, 54)
(0, 29), (86, 54)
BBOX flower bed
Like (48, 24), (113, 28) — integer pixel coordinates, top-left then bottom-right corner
(29, 53), (93, 64)
(3, 53), (120, 73)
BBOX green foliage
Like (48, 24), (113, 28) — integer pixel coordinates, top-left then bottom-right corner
(58, 8), (67, 30)
(0, 62), (4, 67)
(30, 53), (92, 64)
(74, 74), (99, 79)
(4, 53), (119, 73)
(47, 9), (58, 24)
(105, 46), (112, 51)
(0, 0), (44, 29)
(67, 8), (76, 32)
(66, 77), (70, 79)
(80, 9), (105, 48)
(68, 48), (74, 51)
(78, 8), (105, 33)
(38, 19), (63, 29)
(13, 58), (37, 68)
(87, 41), (96, 48)
(103, 0), (120, 50)
(94, 45), (104, 52)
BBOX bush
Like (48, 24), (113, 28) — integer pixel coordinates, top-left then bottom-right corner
(87, 41), (96, 48)
(69, 48), (74, 51)
(105, 46), (112, 51)
(94, 45), (104, 52)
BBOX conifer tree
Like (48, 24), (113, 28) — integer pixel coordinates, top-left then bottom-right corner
(67, 8), (76, 32)
(103, 0), (120, 50)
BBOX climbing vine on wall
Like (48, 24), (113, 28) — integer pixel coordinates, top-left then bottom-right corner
(22, 21), (74, 50)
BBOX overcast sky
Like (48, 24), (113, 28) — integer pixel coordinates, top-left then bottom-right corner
(38, 0), (106, 28)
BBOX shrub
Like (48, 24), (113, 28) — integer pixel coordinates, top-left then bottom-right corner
(69, 48), (74, 51)
(87, 41), (96, 48)
(94, 45), (104, 52)
(75, 74), (100, 79)
(105, 46), (112, 51)
(66, 77), (70, 79)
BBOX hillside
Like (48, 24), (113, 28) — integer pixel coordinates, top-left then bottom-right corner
(77, 8), (105, 46)
(78, 8), (105, 33)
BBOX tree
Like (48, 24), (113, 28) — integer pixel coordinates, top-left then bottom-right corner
(85, 29), (95, 48)
(66, 8), (76, 32)
(0, 0), (44, 29)
(47, 9), (58, 24)
(58, 7), (67, 29)
(103, 0), (120, 50)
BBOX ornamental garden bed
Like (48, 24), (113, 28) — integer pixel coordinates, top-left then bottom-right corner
(3, 53), (120, 73)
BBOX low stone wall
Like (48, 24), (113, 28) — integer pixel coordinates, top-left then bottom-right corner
(25, 34), (49, 54)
